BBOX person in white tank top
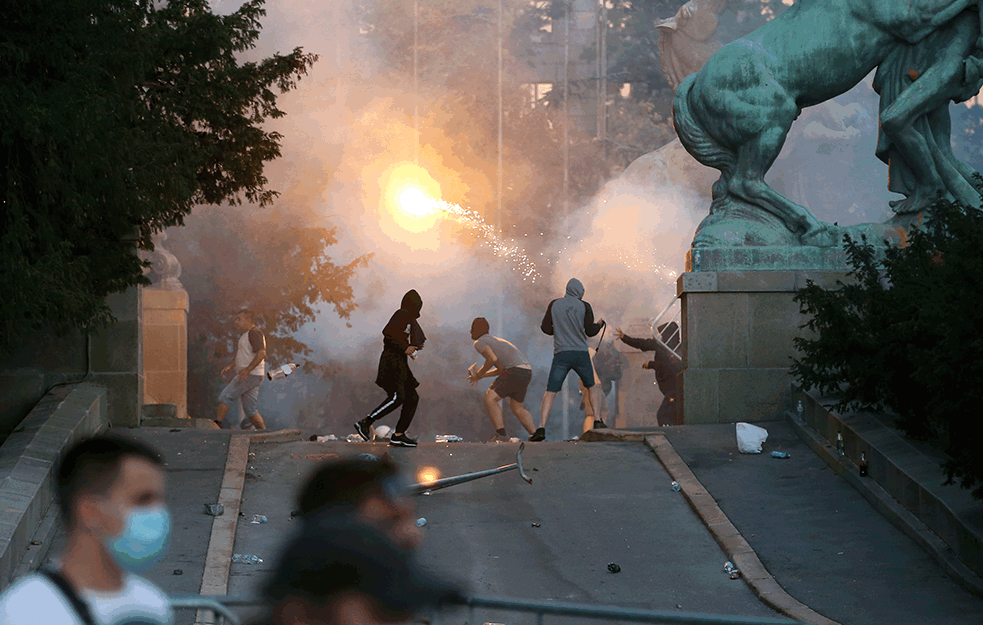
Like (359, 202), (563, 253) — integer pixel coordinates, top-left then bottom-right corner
(214, 309), (267, 430)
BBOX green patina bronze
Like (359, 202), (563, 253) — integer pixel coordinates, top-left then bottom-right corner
(672, 0), (983, 255)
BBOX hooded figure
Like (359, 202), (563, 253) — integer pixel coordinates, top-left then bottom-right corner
(617, 321), (683, 426)
(531, 278), (605, 441)
(354, 290), (427, 447)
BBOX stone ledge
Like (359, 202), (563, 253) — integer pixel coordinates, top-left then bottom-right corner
(577, 429), (648, 442)
(0, 383), (109, 590)
(787, 400), (983, 599)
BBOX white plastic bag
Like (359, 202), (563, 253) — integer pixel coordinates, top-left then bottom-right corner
(736, 422), (769, 454)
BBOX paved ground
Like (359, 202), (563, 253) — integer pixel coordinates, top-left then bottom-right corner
(230, 440), (787, 623)
(662, 421), (983, 625)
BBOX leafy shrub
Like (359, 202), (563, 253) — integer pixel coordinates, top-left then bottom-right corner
(792, 196), (983, 499)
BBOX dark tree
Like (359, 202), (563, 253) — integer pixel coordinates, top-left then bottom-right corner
(792, 194), (983, 499)
(0, 0), (316, 354)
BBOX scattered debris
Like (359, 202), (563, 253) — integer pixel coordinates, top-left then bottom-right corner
(345, 434), (362, 443)
(416, 518), (427, 527)
(531, 523), (541, 528)
(309, 434), (338, 442)
(509, 437), (521, 442)
(770, 451), (790, 459)
(203, 503), (225, 517)
(250, 515), (268, 524)
(422, 490), (432, 496)
(29, 540), (41, 546)
(671, 481), (680, 492)
(173, 569), (183, 575)
(231, 554), (263, 564)
(436, 434), (463, 443)
(607, 563), (621, 573)
(736, 422), (769, 454)
(724, 562), (742, 579)
(169, 429), (181, 433)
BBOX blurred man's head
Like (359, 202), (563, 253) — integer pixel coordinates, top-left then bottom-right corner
(56, 435), (170, 571)
(265, 522), (462, 625)
(470, 317), (490, 341)
(297, 457), (420, 549)
(235, 309), (256, 331)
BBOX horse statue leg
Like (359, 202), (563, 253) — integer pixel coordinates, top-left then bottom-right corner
(673, 67), (837, 247)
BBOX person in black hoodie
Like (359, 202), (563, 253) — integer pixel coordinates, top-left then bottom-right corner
(615, 322), (683, 426)
(354, 290), (427, 448)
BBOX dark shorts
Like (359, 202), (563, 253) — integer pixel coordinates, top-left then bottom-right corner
(490, 367), (532, 403)
(546, 350), (595, 393)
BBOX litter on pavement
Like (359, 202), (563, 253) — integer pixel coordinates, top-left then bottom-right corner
(416, 518), (427, 527)
(250, 514), (268, 524)
(231, 554), (263, 564)
(607, 563), (621, 573)
(736, 422), (769, 454)
(203, 503), (224, 516)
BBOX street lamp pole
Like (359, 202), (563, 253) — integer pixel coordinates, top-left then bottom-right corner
(413, 0), (419, 165)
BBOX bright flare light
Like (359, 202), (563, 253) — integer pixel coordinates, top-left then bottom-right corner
(380, 162), (542, 282)
(396, 186), (436, 219)
(417, 466), (440, 485)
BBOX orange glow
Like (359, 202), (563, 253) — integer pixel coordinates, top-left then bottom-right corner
(416, 466), (440, 485)
(382, 162), (442, 233)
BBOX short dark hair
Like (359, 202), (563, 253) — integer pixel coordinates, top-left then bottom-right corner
(471, 317), (490, 337)
(265, 521), (462, 616)
(297, 457), (402, 518)
(56, 435), (164, 526)
(237, 309), (256, 323)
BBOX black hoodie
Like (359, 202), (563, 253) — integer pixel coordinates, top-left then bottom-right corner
(381, 290), (427, 352)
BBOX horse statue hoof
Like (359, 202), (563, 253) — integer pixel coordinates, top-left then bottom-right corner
(800, 224), (840, 248)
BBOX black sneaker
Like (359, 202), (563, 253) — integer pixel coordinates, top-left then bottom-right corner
(389, 433), (418, 447)
(529, 427), (546, 442)
(593, 420), (607, 430)
(353, 419), (372, 441)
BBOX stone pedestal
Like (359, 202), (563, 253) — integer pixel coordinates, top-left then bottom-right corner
(677, 269), (850, 424)
(142, 288), (189, 419)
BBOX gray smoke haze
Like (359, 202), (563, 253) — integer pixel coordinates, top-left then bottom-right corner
(193, 1), (980, 435)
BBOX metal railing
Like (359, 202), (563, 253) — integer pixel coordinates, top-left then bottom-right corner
(170, 594), (803, 625)
(649, 295), (682, 362)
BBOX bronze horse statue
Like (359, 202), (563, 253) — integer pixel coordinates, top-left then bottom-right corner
(673, 0), (983, 247)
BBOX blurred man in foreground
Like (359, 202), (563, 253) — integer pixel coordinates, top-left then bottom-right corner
(467, 317), (537, 442)
(262, 522), (463, 625)
(0, 435), (173, 624)
(296, 456), (422, 550)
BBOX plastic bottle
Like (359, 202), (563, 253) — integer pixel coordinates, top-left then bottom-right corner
(250, 514), (268, 524)
(436, 434), (463, 443)
(859, 451), (869, 477)
(836, 431), (845, 457)
(232, 554), (263, 564)
(267, 363), (299, 381)
(796, 400), (803, 415)
(770, 451), (790, 459)
(671, 481), (681, 491)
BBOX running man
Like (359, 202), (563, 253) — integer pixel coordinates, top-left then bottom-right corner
(215, 309), (267, 430)
(354, 290), (426, 448)
(467, 317), (537, 442)
(533, 278), (605, 441)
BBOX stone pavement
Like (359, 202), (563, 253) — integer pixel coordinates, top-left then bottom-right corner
(659, 421), (983, 625)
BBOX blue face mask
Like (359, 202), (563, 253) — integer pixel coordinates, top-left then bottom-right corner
(106, 505), (171, 572)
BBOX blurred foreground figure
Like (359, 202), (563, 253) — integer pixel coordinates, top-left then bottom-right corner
(467, 317), (537, 442)
(355, 290), (427, 448)
(616, 322), (683, 426)
(262, 522), (463, 625)
(215, 308), (267, 430)
(534, 278), (605, 441)
(296, 456), (422, 550)
(0, 435), (173, 624)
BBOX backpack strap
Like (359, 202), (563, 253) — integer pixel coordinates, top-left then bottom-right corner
(40, 569), (98, 625)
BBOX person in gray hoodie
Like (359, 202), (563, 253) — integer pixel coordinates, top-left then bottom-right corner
(531, 278), (605, 441)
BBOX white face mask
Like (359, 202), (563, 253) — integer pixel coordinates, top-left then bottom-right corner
(104, 505), (171, 572)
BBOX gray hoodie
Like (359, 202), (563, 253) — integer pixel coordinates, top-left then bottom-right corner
(541, 278), (604, 353)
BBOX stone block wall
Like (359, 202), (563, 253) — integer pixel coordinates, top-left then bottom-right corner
(677, 270), (850, 424)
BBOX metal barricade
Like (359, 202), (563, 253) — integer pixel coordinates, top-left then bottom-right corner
(437, 596), (805, 625)
(169, 595), (264, 625)
(649, 295), (682, 361)
(170, 593), (803, 625)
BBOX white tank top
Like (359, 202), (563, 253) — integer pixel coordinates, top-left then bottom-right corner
(236, 329), (265, 376)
